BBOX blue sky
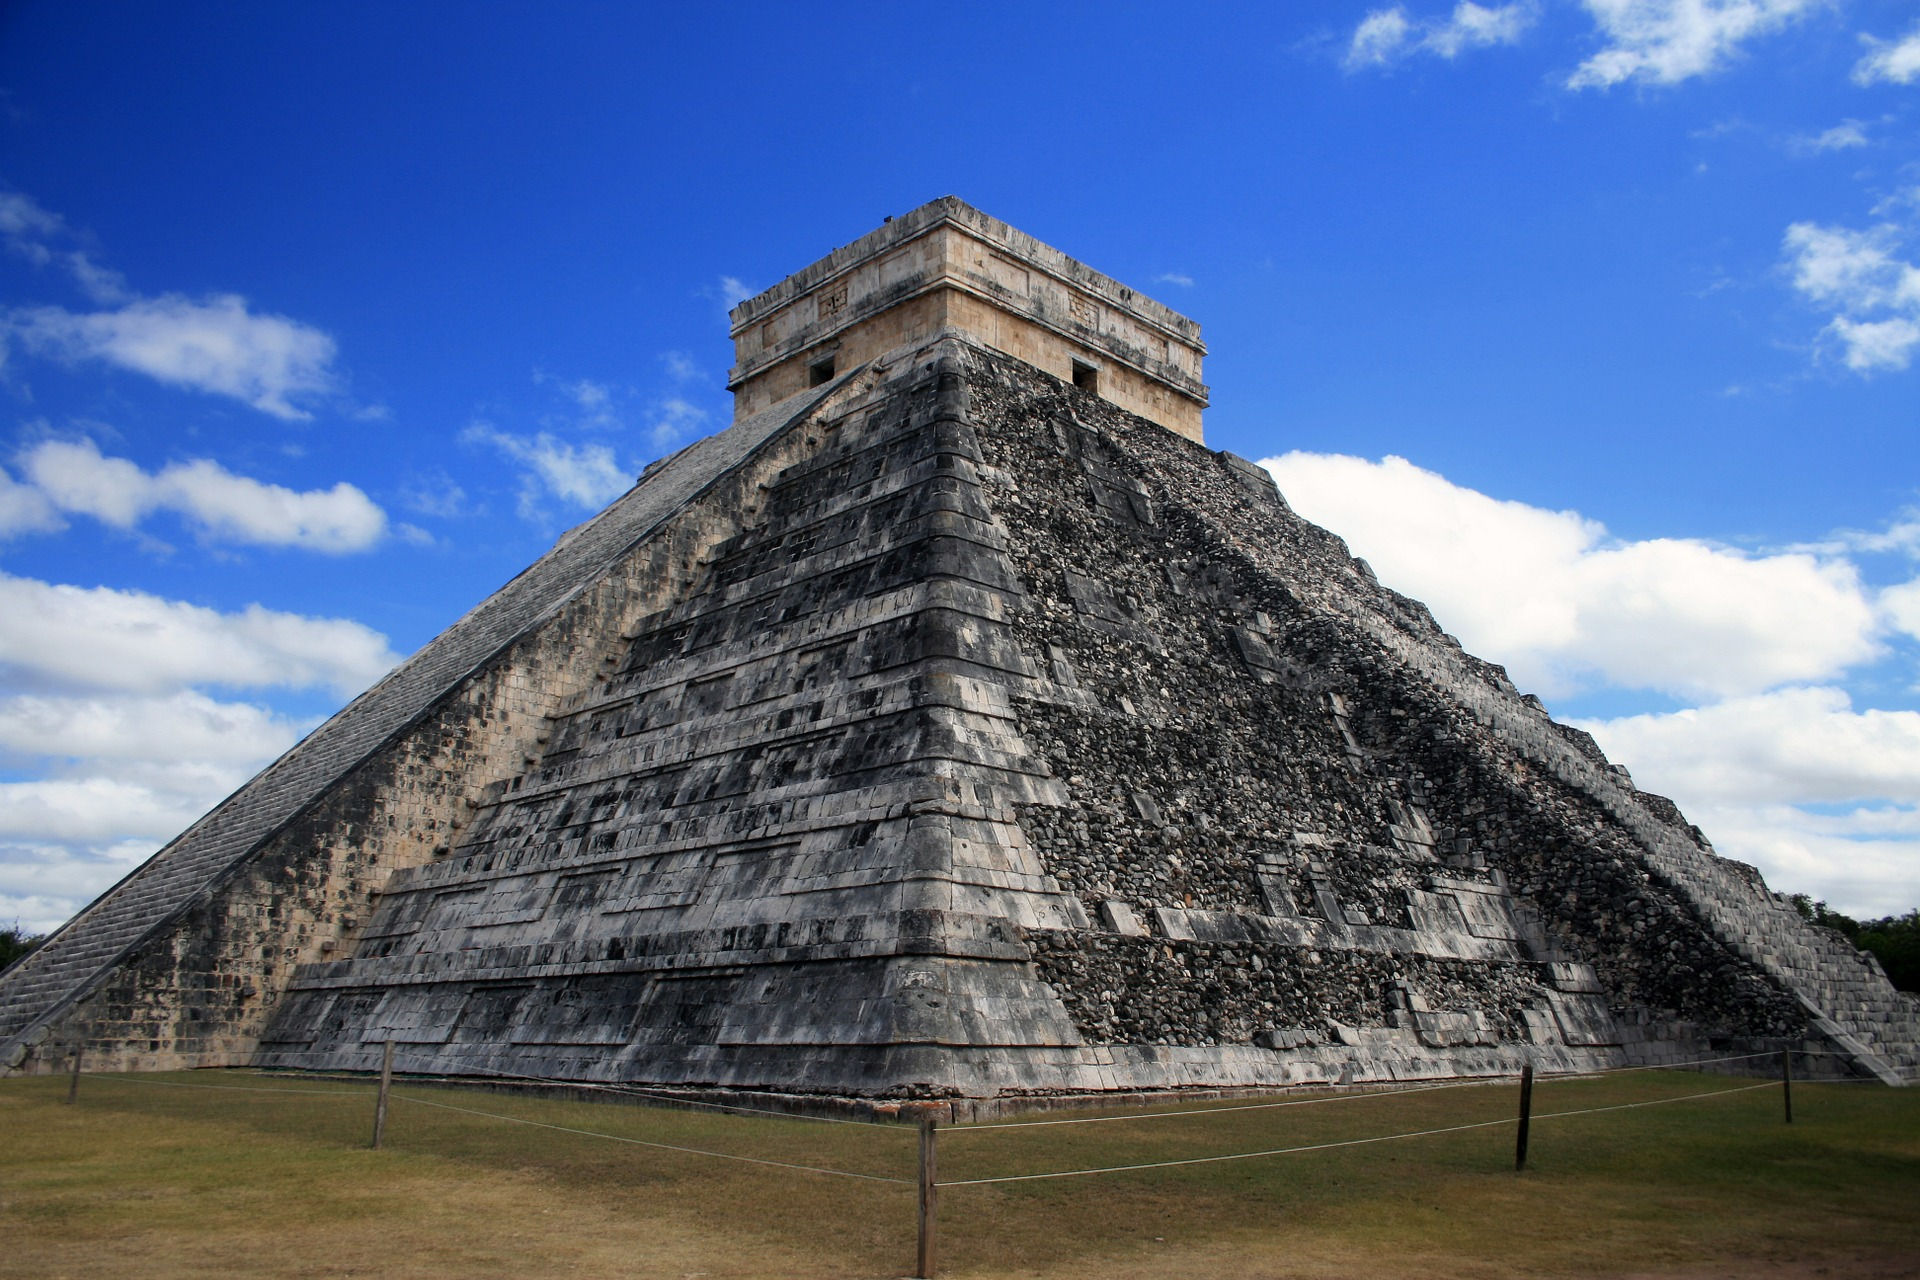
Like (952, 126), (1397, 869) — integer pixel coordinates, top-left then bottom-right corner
(0, 1), (1916, 933)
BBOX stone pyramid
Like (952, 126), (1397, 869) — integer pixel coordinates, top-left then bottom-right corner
(3, 198), (1913, 1097)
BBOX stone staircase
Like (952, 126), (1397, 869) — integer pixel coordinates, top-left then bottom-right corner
(1333, 605), (1916, 1083)
(0, 382), (844, 1070)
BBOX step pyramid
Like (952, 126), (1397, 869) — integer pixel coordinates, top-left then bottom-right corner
(3, 199), (1913, 1097)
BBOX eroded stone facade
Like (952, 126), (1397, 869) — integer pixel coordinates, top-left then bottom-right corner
(727, 198), (1208, 442)
(4, 225), (1913, 1100)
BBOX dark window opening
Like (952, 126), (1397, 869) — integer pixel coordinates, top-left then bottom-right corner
(808, 356), (837, 387)
(1072, 360), (1099, 395)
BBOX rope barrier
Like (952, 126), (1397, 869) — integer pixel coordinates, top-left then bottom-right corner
(936, 1078), (1776, 1187)
(390, 1091), (913, 1185)
(1527, 1079), (1777, 1122)
(939, 1115), (1521, 1186)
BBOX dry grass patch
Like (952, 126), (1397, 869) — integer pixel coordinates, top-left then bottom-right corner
(2, 1069), (1916, 1278)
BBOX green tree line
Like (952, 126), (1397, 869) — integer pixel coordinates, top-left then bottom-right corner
(1790, 897), (1920, 993)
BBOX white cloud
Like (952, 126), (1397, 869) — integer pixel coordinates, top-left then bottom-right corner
(4, 195), (335, 409)
(1, 839), (165, 935)
(1344, 2), (1534, 70)
(0, 193), (59, 236)
(1567, 0), (1822, 90)
(1348, 7), (1415, 66)
(1785, 223), (1920, 312)
(0, 464), (63, 538)
(1792, 509), (1920, 560)
(718, 276), (756, 311)
(1783, 220), (1920, 372)
(0, 690), (301, 767)
(464, 423), (632, 515)
(1789, 120), (1869, 154)
(0, 572), (399, 697)
(0, 776), (232, 846)
(19, 438), (151, 525)
(0, 191), (64, 265)
(1260, 452), (1881, 699)
(647, 397), (708, 453)
(1824, 316), (1920, 371)
(1578, 689), (1920, 917)
(1884, 577), (1920, 642)
(400, 471), (471, 519)
(0, 577), (384, 933)
(0, 191), (126, 303)
(1683, 803), (1918, 919)
(8, 294), (339, 419)
(533, 371), (624, 431)
(17, 437), (386, 552)
(1153, 272), (1197, 288)
(1853, 22), (1920, 86)
(1578, 687), (1920, 806)
(661, 350), (701, 383)
(1261, 452), (1920, 915)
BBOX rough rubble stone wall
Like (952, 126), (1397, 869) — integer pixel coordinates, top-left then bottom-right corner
(956, 341), (1912, 1080)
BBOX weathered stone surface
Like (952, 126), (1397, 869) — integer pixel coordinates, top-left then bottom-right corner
(4, 206), (1913, 1096)
(728, 197), (1208, 442)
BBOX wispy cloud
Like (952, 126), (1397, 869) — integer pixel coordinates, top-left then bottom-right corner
(646, 398), (708, 453)
(1788, 119), (1869, 154)
(1344, 2), (1535, 70)
(14, 437), (387, 552)
(8, 294), (338, 421)
(1567, 0), (1822, 90)
(660, 350), (701, 382)
(1152, 272), (1196, 288)
(0, 191), (126, 303)
(0, 192), (338, 419)
(1852, 21), (1920, 86)
(0, 464), (62, 538)
(399, 471), (472, 520)
(463, 422), (631, 516)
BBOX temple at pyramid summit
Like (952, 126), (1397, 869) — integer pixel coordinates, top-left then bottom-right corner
(3, 197), (1914, 1098)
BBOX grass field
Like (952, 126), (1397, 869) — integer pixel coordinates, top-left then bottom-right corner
(3, 1066), (1917, 1279)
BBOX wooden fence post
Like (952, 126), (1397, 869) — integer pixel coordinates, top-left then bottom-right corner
(916, 1113), (939, 1279)
(371, 1040), (395, 1149)
(65, 1044), (82, 1105)
(1514, 1059), (1534, 1172)
(1781, 1048), (1793, 1125)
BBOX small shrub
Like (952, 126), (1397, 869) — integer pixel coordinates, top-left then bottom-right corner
(1, 926), (45, 970)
